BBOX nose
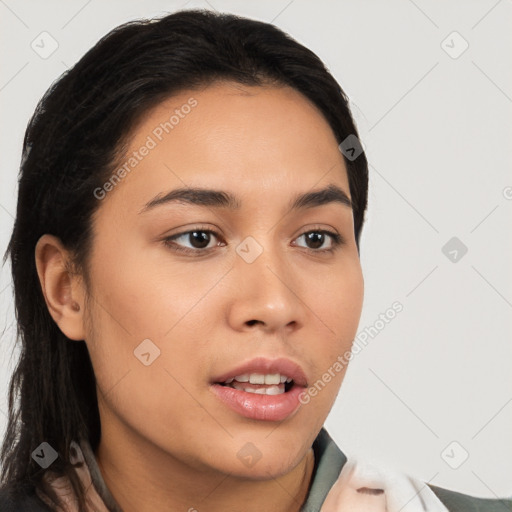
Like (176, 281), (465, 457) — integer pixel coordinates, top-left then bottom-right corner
(225, 236), (306, 335)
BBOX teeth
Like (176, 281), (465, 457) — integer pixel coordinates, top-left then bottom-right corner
(265, 385), (284, 396)
(231, 382), (285, 395)
(264, 373), (280, 385)
(249, 373), (265, 385)
(228, 373), (293, 385)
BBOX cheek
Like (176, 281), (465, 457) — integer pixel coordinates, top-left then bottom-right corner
(87, 231), (208, 339)
(303, 260), (364, 404)
(317, 259), (364, 345)
(84, 286), (211, 450)
(83, 236), (216, 402)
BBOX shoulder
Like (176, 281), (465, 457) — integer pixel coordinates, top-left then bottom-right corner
(0, 484), (53, 512)
(429, 483), (512, 512)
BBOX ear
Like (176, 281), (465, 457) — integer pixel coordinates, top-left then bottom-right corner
(34, 234), (86, 341)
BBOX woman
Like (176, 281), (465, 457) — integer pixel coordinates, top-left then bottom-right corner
(0, 9), (510, 512)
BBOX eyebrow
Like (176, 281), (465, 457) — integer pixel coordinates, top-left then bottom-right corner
(139, 183), (352, 214)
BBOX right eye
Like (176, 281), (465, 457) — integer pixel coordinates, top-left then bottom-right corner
(162, 227), (224, 255)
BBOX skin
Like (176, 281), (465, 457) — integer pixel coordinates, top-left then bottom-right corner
(35, 81), (364, 512)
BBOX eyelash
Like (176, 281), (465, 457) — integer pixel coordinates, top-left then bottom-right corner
(162, 226), (345, 256)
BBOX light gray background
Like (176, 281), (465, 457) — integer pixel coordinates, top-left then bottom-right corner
(1, 0), (511, 499)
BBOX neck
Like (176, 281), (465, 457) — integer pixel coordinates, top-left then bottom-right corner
(95, 425), (316, 512)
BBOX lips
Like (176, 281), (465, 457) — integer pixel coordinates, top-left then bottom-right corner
(210, 357), (308, 421)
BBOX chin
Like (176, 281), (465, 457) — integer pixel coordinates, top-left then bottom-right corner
(217, 436), (308, 480)
(225, 456), (302, 481)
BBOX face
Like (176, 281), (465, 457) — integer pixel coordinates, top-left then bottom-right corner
(82, 81), (364, 479)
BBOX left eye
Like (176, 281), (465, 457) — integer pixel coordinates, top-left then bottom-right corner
(163, 228), (344, 255)
(293, 230), (343, 251)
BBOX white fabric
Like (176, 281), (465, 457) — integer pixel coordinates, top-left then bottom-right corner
(320, 458), (449, 512)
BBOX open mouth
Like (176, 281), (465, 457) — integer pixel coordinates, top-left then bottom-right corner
(211, 359), (307, 421)
(217, 373), (295, 396)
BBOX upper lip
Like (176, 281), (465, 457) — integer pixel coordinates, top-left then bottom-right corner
(212, 357), (308, 387)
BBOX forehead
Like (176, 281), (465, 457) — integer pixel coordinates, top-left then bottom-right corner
(100, 81), (350, 215)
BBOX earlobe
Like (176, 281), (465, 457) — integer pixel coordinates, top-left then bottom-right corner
(34, 234), (86, 341)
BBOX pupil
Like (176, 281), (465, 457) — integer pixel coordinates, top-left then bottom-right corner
(307, 232), (323, 249)
(190, 231), (210, 248)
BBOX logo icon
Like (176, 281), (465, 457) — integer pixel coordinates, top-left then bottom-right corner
(134, 338), (161, 366)
(236, 236), (264, 264)
(441, 441), (469, 469)
(441, 32), (469, 59)
(32, 442), (59, 469)
(442, 237), (468, 263)
(31, 32), (59, 59)
(338, 134), (364, 161)
(237, 442), (262, 468)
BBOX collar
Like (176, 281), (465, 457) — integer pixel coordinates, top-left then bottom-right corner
(300, 428), (348, 511)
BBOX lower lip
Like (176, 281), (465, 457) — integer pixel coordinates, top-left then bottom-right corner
(210, 383), (304, 421)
